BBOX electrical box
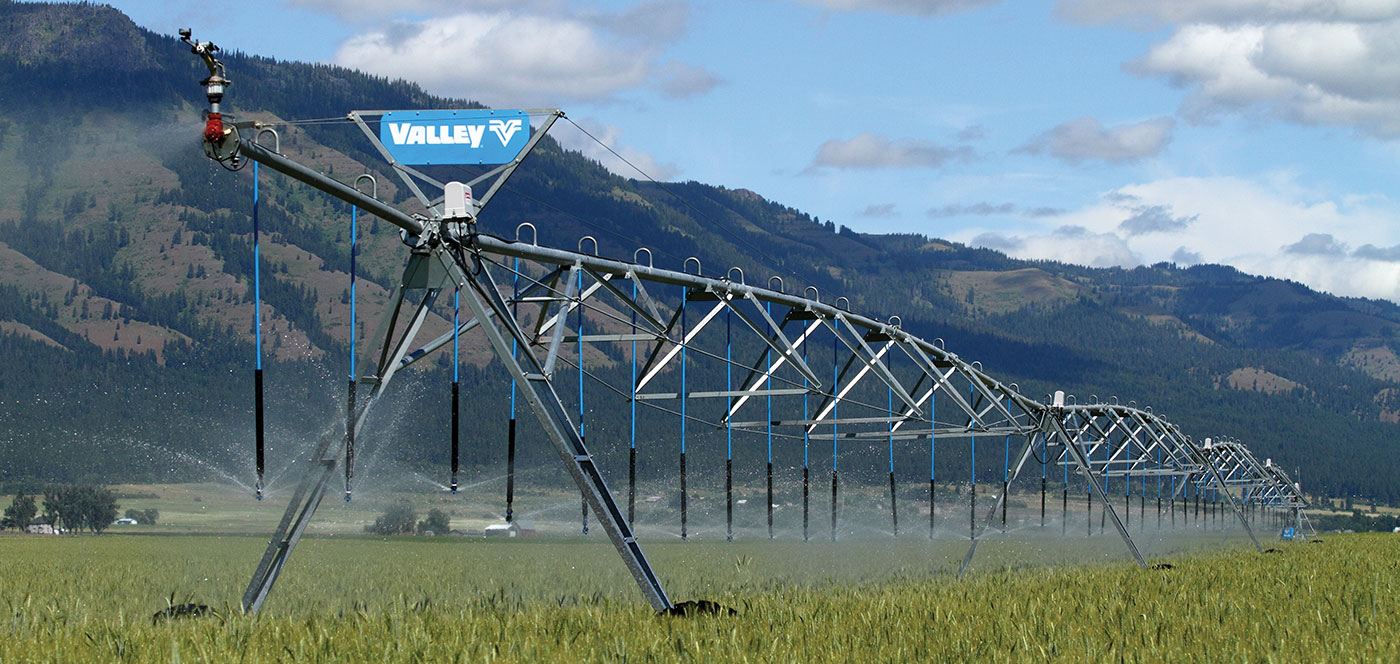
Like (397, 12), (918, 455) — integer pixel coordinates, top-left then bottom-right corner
(443, 181), (474, 220)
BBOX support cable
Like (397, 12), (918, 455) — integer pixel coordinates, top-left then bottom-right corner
(561, 117), (813, 289)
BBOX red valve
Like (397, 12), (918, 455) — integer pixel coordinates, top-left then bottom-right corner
(203, 112), (225, 145)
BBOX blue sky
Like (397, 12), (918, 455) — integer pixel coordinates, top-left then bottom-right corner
(108, 0), (1400, 302)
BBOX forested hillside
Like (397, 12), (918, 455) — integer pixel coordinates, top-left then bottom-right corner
(0, 1), (1396, 500)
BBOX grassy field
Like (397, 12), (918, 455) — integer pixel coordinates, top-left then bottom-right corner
(1, 529), (1393, 662)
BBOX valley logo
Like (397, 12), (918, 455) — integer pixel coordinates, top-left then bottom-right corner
(379, 110), (530, 166)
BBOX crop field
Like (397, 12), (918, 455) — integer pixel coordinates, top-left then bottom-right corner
(2, 530), (1395, 662)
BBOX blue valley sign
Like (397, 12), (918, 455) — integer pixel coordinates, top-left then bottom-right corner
(380, 110), (530, 165)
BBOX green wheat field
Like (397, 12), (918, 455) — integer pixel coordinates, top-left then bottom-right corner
(1, 526), (1394, 662)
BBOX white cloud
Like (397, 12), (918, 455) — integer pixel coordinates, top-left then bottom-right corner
(555, 118), (679, 181)
(972, 226), (1139, 268)
(810, 133), (972, 170)
(1118, 204), (1197, 235)
(1283, 232), (1348, 256)
(795, 0), (1000, 16)
(1058, 0), (1400, 27)
(291, 0), (563, 17)
(1061, 1), (1400, 137)
(589, 1), (691, 41)
(1018, 116), (1175, 163)
(1356, 243), (1400, 261)
(1233, 252), (1400, 302)
(330, 3), (711, 105)
(1135, 21), (1400, 136)
(957, 174), (1400, 302)
(1171, 246), (1204, 264)
(334, 13), (648, 105)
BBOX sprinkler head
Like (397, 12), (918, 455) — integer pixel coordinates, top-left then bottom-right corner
(255, 482), (263, 501)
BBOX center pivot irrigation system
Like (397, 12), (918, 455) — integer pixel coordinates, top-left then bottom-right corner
(180, 33), (1315, 616)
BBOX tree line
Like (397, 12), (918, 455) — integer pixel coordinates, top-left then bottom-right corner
(0, 486), (121, 534)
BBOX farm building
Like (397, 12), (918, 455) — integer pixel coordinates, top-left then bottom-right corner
(26, 517), (56, 535)
(484, 523), (519, 537)
(484, 521), (538, 538)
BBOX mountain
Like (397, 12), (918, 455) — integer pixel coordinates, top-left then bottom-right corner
(0, 1), (1396, 501)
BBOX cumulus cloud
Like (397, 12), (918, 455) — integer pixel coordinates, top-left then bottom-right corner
(335, 13), (647, 104)
(1057, 0), (1400, 27)
(1234, 252), (1400, 303)
(1171, 246), (1203, 264)
(1355, 243), (1400, 261)
(926, 202), (1064, 218)
(1118, 204), (1197, 235)
(555, 119), (679, 181)
(1017, 116), (1174, 163)
(330, 3), (710, 105)
(795, 0), (1001, 16)
(292, 0), (564, 15)
(970, 225), (1139, 268)
(1060, 1), (1400, 137)
(588, 1), (691, 42)
(810, 133), (972, 170)
(1283, 232), (1348, 256)
(970, 231), (1022, 253)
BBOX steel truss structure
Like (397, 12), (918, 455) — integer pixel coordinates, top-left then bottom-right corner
(181, 33), (1312, 616)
